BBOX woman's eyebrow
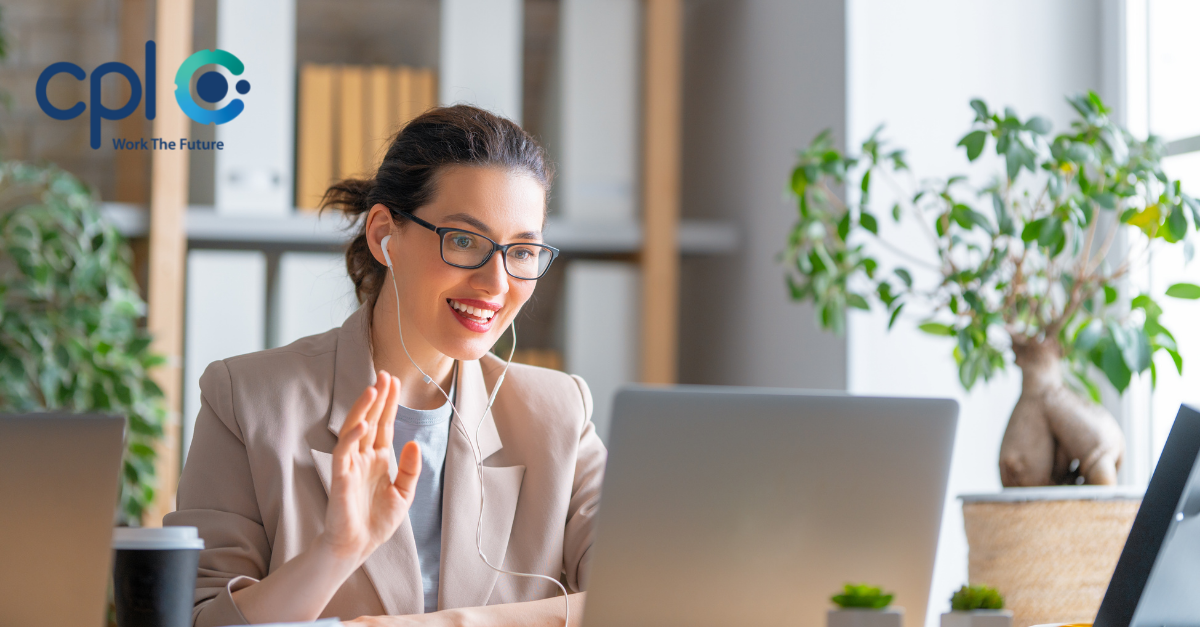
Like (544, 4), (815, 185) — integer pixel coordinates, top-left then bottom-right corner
(443, 212), (543, 241)
(443, 212), (492, 234)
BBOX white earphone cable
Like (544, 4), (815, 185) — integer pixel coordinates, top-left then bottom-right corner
(381, 235), (570, 626)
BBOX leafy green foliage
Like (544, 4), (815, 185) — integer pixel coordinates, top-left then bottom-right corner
(0, 162), (166, 524)
(831, 583), (894, 609)
(950, 584), (1004, 611)
(783, 92), (1198, 396)
(0, 6), (8, 61)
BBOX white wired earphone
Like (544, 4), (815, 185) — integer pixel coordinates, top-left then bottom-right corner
(380, 234), (570, 627)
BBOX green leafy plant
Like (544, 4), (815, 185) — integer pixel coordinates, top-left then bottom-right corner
(950, 584), (1004, 611)
(784, 92), (1200, 486)
(0, 161), (166, 524)
(831, 583), (894, 609)
(785, 91), (1199, 394)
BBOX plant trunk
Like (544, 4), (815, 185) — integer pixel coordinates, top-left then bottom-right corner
(998, 339), (1125, 486)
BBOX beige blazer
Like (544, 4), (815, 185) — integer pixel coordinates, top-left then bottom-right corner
(163, 304), (606, 626)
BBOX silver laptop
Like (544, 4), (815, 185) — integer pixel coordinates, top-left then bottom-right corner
(582, 386), (958, 627)
(0, 413), (126, 626)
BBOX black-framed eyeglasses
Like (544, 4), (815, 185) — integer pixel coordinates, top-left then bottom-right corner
(398, 209), (560, 280)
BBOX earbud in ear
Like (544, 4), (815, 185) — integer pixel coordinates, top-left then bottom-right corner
(381, 235), (393, 268)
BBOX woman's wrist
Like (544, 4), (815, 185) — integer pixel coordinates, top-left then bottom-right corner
(436, 607), (475, 627)
(311, 531), (370, 581)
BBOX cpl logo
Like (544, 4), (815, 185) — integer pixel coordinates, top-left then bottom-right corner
(35, 41), (251, 149)
(174, 49), (251, 125)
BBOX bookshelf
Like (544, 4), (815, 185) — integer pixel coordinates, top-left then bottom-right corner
(104, 203), (736, 253)
(138, 0), (715, 521)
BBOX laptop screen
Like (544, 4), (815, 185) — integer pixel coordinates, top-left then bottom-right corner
(1095, 404), (1200, 627)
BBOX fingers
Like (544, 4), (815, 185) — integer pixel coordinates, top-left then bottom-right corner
(375, 375), (401, 451)
(361, 370), (392, 453)
(338, 384), (379, 441)
(332, 419), (368, 477)
(393, 440), (422, 506)
(334, 385), (378, 473)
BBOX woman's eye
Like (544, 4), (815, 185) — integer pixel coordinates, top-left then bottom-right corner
(452, 235), (474, 249)
(511, 248), (532, 260)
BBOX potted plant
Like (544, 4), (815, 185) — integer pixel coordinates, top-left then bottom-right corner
(783, 91), (1200, 485)
(828, 583), (904, 627)
(0, 161), (166, 525)
(783, 92), (1195, 625)
(941, 584), (1011, 627)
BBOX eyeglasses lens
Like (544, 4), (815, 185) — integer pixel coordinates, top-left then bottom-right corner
(441, 230), (553, 279)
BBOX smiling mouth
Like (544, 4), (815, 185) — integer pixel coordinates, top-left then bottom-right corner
(448, 298), (497, 323)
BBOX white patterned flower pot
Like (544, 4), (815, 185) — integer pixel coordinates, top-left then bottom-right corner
(828, 608), (904, 627)
(941, 610), (1013, 627)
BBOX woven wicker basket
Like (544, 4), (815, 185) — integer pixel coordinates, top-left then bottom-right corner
(961, 488), (1142, 627)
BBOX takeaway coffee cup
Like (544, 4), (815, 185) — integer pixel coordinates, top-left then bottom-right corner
(112, 526), (204, 627)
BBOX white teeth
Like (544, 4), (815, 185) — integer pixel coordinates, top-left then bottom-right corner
(451, 299), (496, 321)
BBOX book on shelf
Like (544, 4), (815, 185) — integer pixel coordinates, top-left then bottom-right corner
(337, 65), (366, 181)
(366, 65), (393, 173)
(295, 64), (334, 211)
(296, 63), (439, 213)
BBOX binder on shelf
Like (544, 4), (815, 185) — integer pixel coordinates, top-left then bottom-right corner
(413, 69), (438, 118)
(366, 65), (393, 172)
(564, 260), (640, 445)
(182, 251), (267, 459)
(394, 66), (414, 130)
(295, 63), (438, 213)
(214, 0), (296, 214)
(337, 65), (366, 180)
(296, 64), (335, 212)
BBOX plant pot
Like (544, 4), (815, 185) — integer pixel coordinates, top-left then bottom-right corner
(941, 610), (1013, 627)
(828, 608), (904, 627)
(960, 487), (1142, 627)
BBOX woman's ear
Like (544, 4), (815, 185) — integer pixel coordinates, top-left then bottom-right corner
(365, 203), (395, 267)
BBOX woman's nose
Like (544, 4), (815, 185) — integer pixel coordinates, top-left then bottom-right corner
(470, 251), (510, 295)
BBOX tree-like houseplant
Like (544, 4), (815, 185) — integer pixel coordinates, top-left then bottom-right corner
(0, 161), (166, 524)
(828, 583), (904, 627)
(783, 92), (1200, 486)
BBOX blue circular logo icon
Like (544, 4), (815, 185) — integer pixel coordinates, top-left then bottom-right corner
(175, 49), (248, 124)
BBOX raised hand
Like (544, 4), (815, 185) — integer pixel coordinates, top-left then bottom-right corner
(320, 369), (423, 564)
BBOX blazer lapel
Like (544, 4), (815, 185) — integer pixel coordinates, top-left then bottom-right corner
(310, 449), (424, 616)
(328, 304), (376, 439)
(317, 305), (423, 615)
(438, 360), (527, 610)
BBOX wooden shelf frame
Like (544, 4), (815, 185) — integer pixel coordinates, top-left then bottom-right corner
(640, 0), (685, 385)
(103, 203), (737, 254)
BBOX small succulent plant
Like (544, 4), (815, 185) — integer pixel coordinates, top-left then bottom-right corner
(832, 583), (894, 609)
(950, 584), (1004, 611)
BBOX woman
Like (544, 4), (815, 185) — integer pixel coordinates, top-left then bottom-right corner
(164, 105), (605, 626)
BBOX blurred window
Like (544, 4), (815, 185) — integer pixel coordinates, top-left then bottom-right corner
(1145, 0), (1200, 468)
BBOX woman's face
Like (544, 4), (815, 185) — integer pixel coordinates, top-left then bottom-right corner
(369, 165), (546, 361)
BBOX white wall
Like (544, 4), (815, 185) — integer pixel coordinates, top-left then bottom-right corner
(846, 1), (1103, 623)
